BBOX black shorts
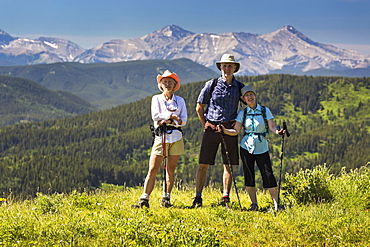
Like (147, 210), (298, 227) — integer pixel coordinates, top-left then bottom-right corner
(240, 148), (277, 188)
(198, 121), (239, 165)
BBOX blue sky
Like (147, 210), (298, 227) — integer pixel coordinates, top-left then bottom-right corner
(1, 0), (370, 54)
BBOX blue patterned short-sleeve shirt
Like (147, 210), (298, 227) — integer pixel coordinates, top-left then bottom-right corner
(197, 77), (243, 123)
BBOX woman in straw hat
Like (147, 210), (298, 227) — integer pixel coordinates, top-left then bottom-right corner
(133, 70), (187, 208)
(222, 85), (286, 211)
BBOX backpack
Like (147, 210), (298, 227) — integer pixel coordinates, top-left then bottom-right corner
(242, 105), (269, 138)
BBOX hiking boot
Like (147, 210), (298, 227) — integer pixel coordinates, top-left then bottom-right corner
(190, 196), (202, 208)
(132, 198), (149, 208)
(220, 196), (230, 207)
(276, 204), (285, 211)
(247, 203), (258, 211)
(161, 197), (173, 208)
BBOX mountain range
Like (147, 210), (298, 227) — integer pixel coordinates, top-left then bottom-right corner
(0, 29), (84, 65)
(1, 25), (370, 76)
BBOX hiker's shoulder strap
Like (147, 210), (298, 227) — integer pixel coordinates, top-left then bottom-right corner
(210, 77), (243, 95)
(261, 105), (266, 118)
(209, 78), (218, 95)
(242, 107), (249, 126)
(260, 106), (269, 134)
(236, 80), (243, 92)
(235, 79), (244, 103)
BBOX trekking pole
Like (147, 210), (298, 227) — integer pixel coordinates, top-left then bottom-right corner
(277, 122), (290, 205)
(219, 126), (242, 210)
(161, 124), (168, 195)
(150, 125), (155, 145)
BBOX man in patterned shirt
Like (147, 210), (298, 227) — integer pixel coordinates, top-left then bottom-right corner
(191, 54), (244, 208)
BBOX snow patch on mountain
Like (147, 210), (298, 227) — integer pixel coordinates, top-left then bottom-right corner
(0, 30), (85, 66)
(1, 25), (369, 75)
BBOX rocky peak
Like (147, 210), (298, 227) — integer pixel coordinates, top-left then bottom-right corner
(0, 29), (16, 45)
(141, 24), (194, 42)
(261, 25), (318, 46)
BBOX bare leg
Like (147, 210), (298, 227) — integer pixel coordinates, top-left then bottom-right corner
(223, 164), (232, 195)
(143, 154), (163, 195)
(195, 163), (209, 194)
(267, 186), (279, 209)
(246, 186), (257, 204)
(165, 155), (180, 194)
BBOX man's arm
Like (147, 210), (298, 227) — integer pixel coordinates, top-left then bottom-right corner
(196, 103), (206, 126)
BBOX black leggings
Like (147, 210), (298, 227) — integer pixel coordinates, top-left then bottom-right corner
(240, 148), (277, 188)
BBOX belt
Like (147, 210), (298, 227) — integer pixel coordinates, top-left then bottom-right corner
(207, 120), (222, 126)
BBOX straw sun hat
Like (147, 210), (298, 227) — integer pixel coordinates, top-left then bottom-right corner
(157, 70), (180, 92)
(215, 54), (240, 73)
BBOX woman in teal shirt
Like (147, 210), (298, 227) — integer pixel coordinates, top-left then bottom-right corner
(222, 85), (286, 211)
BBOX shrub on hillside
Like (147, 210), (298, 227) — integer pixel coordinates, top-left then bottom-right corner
(283, 165), (334, 204)
(329, 164), (370, 209)
(283, 164), (370, 209)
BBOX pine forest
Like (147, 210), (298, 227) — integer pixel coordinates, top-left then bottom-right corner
(1, 74), (370, 198)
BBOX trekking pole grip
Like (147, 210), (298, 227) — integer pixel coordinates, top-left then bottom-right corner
(283, 122), (290, 137)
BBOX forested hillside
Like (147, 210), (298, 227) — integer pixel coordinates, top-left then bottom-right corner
(1, 74), (369, 198)
(0, 75), (96, 126)
(0, 59), (218, 109)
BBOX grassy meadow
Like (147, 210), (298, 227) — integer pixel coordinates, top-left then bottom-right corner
(1, 165), (369, 247)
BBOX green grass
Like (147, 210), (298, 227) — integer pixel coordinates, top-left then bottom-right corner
(1, 179), (369, 247)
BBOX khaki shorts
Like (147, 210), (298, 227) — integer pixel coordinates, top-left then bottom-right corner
(151, 138), (185, 156)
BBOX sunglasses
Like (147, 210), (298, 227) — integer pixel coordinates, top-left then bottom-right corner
(165, 99), (178, 112)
